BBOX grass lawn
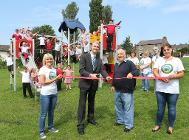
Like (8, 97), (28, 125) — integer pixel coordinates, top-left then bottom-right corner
(0, 58), (189, 140)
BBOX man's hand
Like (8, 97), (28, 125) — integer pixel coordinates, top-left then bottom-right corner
(127, 73), (133, 79)
(106, 76), (112, 81)
(89, 74), (98, 79)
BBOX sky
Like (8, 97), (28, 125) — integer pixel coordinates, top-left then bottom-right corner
(0, 0), (189, 45)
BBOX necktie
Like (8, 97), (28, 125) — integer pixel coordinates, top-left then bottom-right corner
(92, 57), (96, 71)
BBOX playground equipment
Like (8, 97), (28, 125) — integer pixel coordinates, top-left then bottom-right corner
(10, 38), (37, 91)
(87, 20), (121, 86)
(58, 19), (86, 65)
(98, 21), (121, 86)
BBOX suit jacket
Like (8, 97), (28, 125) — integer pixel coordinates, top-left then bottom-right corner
(79, 52), (108, 91)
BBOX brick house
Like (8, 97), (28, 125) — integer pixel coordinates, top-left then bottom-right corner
(134, 36), (168, 58)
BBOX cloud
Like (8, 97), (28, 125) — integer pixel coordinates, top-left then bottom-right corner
(127, 0), (160, 8)
(103, 0), (160, 8)
(163, 3), (189, 13)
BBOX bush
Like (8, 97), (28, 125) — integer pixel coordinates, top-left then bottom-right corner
(0, 59), (6, 69)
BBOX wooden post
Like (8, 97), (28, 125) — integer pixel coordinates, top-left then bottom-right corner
(13, 39), (16, 92)
(68, 28), (70, 65)
(99, 23), (104, 88)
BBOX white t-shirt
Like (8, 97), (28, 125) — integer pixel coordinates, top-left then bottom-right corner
(20, 46), (30, 53)
(128, 57), (139, 66)
(6, 56), (13, 66)
(152, 55), (161, 69)
(154, 57), (184, 94)
(83, 43), (90, 53)
(38, 37), (46, 45)
(54, 42), (61, 51)
(20, 71), (30, 83)
(38, 66), (57, 95)
(102, 55), (108, 64)
(76, 47), (82, 55)
(139, 57), (152, 75)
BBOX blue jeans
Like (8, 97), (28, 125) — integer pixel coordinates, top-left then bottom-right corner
(155, 91), (179, 127)
(141, 73), (149, 91)
(39, 94), (57, 133)
(115, 91), (134, 129)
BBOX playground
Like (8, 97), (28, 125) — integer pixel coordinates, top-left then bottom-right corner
(0, 58), (188, 139)
(1, 11), (189, 140)
(1, 1), (189, 139)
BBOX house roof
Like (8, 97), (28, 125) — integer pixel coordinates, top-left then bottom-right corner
(136, 37), (168, 46)
(58, 19), (85, 33)
(0, 45), (10, 52)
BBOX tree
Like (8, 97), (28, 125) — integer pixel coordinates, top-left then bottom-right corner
(102, 5), (112, 24)
(89, 0), (103, 33)
(178, 47), (189, 56)
(32, 25), (55, 36)
(62, 1), (79, 20)
(120, 36), (133, 54)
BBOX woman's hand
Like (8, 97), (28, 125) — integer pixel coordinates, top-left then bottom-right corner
(161, 78), (170, 83)
(57, 74), (63, 80)
(111, 86), (115, 93)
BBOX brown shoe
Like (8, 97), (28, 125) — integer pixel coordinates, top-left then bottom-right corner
(152, 126), (160, 132)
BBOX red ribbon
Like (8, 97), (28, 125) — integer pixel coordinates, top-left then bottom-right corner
(62, 76), (166, 80)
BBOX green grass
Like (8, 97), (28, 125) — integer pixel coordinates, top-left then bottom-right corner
(0, 58), (189, 140)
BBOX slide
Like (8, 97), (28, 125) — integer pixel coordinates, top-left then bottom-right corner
(20, 54), (38, 70)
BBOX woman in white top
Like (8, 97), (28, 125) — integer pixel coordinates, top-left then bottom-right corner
(38, 53), (62, 139)
(152, 43), (184, 134)
(128, 51), (139, 68)
(139, 51), (152, 92)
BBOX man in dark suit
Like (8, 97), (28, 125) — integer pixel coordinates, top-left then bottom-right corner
(77, 41), (111, 135)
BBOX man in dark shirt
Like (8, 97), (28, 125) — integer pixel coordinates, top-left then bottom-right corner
(111, 48), (139, 133)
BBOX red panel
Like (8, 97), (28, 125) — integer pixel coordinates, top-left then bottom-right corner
(15, 39), (33, 58)
(103, 33), (107, 50)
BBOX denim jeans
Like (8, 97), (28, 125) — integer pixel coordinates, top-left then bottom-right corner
(39, 94), (57, 133)
(115, 91), (134, 129)
(155, 91), (179, 127)
(141, 73), (149, 91)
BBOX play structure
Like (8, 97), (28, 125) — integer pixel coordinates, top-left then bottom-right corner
(10, 38), (37, 91)
(58, 19), (86, 65)
(9, 18), (120, 91)
(10, 30), (66, 92)
(90, 20), (121, 78)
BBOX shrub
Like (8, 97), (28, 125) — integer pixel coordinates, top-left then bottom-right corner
(0, 59), (6, 69)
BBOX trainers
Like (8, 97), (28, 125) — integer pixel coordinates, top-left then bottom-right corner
(39, 133), (46, 139)
(48, 128), (59, 133)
